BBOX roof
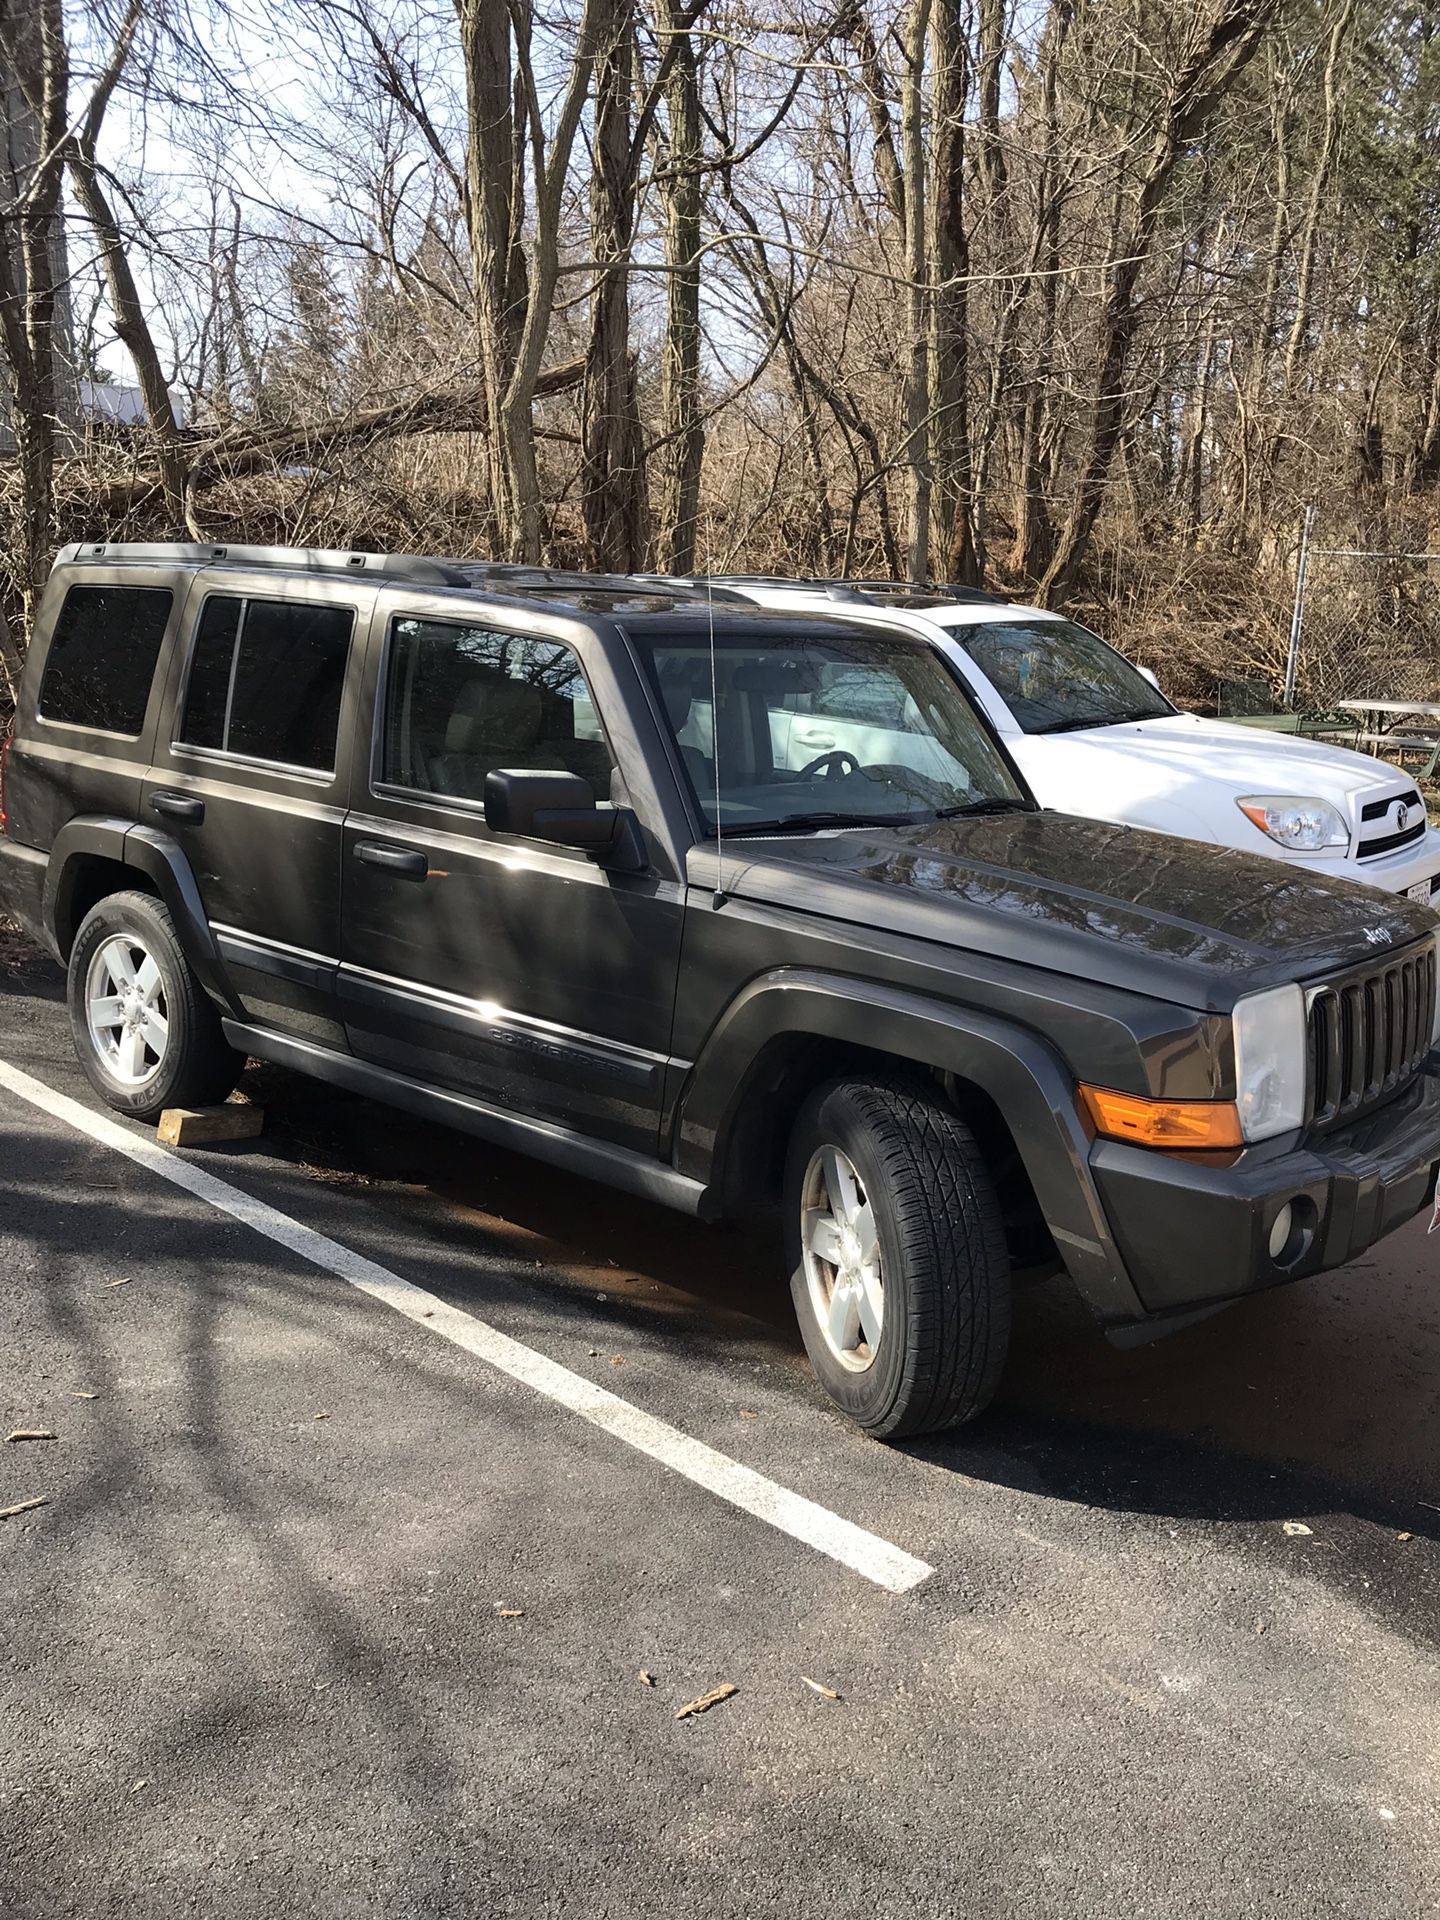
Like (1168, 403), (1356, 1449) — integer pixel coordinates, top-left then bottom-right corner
(51, 543), (920, 633)
(52, 545), (1042, 631)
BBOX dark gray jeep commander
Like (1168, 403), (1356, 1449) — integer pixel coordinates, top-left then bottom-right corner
(2, 543), (1439, 1437)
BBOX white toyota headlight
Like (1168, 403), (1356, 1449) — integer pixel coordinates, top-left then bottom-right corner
(1237, 795), (1349, 853)
(1232, 983), (1308, 1141)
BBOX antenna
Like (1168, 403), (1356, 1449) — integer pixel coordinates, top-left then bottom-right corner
(706, 560), (726, 907)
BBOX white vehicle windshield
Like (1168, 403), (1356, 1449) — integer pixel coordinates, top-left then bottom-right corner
(954, 619), (1173, 735)
(634, 629), (1029, 833)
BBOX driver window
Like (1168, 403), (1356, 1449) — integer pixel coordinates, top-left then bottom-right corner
(380, 617), (616, 805)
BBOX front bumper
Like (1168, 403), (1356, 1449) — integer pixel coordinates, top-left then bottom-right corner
(1090, 1062), (1440, 1320)
(0, 836), (49, 954)
(1290, 825), (1440, 898)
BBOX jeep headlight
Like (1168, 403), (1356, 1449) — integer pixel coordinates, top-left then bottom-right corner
(1237, 795), (1349, 853)
(1232, 983), (1308, 1140)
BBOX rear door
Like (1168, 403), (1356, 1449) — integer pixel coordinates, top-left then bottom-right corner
(145, 570), (375, 1046)
(337, 598), (684, 1154)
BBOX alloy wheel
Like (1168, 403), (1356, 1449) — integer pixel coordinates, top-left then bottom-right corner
(84, 935), (170, 1088)
(800, 1144), (884, 1372)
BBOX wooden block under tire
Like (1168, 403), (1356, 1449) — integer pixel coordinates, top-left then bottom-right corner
(157, 1104), (264, 1147)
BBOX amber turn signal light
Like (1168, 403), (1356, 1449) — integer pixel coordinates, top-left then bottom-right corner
(1079, 1084), (1244, 1149)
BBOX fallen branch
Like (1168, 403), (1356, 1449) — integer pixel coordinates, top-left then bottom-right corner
(59, 357), (586, 516)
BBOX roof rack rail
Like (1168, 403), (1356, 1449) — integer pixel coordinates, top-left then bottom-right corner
(57, 540), (492, 586)
(640, 571), (1011, 607)
(55, 545), (718, 602)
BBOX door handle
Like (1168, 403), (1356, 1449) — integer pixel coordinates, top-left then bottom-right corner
(353, 840), (429, 879)
(794, 729), (836, 748)
(149, 790), (205, 824)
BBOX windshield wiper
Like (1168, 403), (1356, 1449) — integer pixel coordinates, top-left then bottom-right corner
(727, 811), (908, 835)
(1030, 706), (1165, 736)
(932, 797), (1029, 819)
(1028, 713), (1117, 735)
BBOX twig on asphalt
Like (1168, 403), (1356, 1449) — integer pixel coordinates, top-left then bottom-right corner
(675, 1683), (737, 1721)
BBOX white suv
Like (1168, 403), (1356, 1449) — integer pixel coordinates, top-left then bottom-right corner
(701, 580), (1440, 904)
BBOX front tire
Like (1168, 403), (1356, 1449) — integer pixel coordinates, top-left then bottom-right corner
(784, 1076), (1011, 1438)
(67, 890), (243, 1119)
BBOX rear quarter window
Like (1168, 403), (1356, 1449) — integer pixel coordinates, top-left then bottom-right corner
(37, 584), (173, 735)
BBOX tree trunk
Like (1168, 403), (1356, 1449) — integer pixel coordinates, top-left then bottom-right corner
(901, 0), (934, 581)
(0, 0), (69, 672)
(581, 0), (648, 570)
(1281, 0), (1357, 391)
(458, 0), (526, 553)
(67, 150), (188, 527)
(929, 0), (980, 583)
(1037, 0), (1277, 605)
(1014, 0), (1072, 582)
(655, 0), (704, 573)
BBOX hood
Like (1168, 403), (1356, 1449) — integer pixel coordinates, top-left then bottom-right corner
(1007, 712), (1415, 840)
(695, 811), (1435, 1010)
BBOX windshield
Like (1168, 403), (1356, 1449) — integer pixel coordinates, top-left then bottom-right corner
(954, 619), (1172, 734)
(631, 628), (1028, 833)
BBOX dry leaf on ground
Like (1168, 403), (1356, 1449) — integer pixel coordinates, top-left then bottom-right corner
(801, 1677), (842, 1701)
(1281, 1521), (1312, 1537)
(639, 1669), (655, 1687)
(675, 1683), (737, 1721)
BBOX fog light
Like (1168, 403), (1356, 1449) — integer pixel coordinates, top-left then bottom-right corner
(1268, 1204), (1294, 1262)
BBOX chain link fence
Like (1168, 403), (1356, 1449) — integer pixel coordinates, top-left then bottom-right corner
(1284, 516), (1440, 711)
(1217, 520), (1440, 792)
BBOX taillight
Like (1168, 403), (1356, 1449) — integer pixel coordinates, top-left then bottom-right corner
(0, 737), (12, 836)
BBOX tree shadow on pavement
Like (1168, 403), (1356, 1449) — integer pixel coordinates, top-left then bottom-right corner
(238, 1059), (1440, 1550)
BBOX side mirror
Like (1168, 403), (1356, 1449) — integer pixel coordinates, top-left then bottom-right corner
(484, 769), (643, 869)
(1137, 665), (1161, 690)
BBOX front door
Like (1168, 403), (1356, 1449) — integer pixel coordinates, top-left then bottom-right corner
(144, 572), (374, 1046)
(338, 606), (684, 1154)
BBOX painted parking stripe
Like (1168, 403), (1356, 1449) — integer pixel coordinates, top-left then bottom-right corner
(0, 1057), (934, 1594)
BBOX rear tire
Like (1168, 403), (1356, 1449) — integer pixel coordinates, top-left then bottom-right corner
(784, 1075), (1011, 1438)
(67, 890), (243, 1120)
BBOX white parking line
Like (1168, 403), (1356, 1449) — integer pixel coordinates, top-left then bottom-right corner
(0, 1057), (934, 1594)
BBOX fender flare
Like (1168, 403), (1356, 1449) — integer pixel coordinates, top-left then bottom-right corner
(675, 968), (1144, 1322)
(44, 817), (240, 1013)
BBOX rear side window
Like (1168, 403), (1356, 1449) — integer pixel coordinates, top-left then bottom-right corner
(38, 584), (173, 735)
(178, 594), (354, 773)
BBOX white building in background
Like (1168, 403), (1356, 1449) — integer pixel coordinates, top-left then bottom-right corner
(75, 381), (188, 432)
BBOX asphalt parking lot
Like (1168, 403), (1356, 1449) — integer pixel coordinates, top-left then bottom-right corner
(3, 938), (1440, 1919)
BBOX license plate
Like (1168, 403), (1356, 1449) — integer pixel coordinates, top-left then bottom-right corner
(1407, 876), (1437, 904)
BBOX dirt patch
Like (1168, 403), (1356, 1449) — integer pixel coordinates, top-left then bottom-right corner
(0, 913), (40, 979)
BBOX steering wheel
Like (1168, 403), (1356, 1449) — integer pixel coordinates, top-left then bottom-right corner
(797, 748), (861, 780)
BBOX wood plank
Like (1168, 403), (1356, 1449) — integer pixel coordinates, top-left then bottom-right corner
(157, 1104), (264, 1147)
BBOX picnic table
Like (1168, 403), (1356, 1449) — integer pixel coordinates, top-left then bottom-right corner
(1335, 699), (1440, 780)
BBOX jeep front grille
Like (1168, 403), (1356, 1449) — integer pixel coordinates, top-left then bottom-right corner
(1307, 942), (1437, 1127)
